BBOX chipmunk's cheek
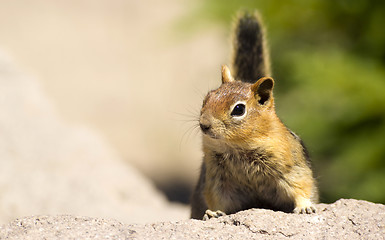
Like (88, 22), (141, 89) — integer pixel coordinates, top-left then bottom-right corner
(224, 131), (240, 143)
(209, 124), (226, 140)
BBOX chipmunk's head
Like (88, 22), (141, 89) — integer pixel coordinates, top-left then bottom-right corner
(200, 65), (275, 146)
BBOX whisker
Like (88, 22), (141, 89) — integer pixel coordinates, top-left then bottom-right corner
(191, 124), (201, 139)
(192, 85), (207, 100)
(179, 123), (200, 151)
(170, 110), (199, 131)
(172, 111), (196, 118)
(186, 105), (200, 117)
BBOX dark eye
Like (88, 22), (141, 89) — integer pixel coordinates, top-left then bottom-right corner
(231, 103), (246, 117)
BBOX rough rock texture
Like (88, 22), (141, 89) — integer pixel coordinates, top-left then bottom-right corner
(0, 52), (188, 225)
(0, 199), (384, 239)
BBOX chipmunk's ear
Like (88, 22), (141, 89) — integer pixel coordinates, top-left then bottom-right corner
(221, 65), (234, 83)
(252, 77), (274, 105)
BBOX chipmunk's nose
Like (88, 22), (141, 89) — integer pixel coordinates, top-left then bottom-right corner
(199, 115), (212, 134)
(199, 123), (211, 133)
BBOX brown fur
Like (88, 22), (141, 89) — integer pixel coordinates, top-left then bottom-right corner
(190, 11), (318, 220)
(190, 66), (318, 219)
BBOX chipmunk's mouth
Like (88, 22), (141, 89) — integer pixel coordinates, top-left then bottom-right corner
(200, 124), (221, 139)
(202, 131), (220, 139)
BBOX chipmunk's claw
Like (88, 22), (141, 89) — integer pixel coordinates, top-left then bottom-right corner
(203, 209), (226, 220)
(294, 205), (316, 214)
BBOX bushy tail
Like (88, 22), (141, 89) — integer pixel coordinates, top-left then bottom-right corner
(231, 11), (271, 83)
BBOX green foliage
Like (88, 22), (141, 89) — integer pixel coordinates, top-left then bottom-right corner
(190, 0), (385, 203)
(279, 49), (385, 203)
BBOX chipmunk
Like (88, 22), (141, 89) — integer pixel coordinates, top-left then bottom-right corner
(190, 11), (318, 220)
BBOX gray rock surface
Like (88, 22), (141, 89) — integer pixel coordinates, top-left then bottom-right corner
(0, 52), (188, 225)
(0, 199), (384, 239)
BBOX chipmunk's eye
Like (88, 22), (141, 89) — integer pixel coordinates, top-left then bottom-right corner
(231, 103), (246, 117)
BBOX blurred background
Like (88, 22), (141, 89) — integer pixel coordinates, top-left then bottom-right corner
(0, 0), (384, 208)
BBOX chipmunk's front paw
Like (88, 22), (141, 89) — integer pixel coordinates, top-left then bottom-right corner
(294, 198), (316, 214)
(294, 205), (316, 214)
(203, 209), (226, 220)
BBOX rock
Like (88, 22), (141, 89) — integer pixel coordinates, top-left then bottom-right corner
(0, 51), (188, 225)
(0, 199), (384, 239)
